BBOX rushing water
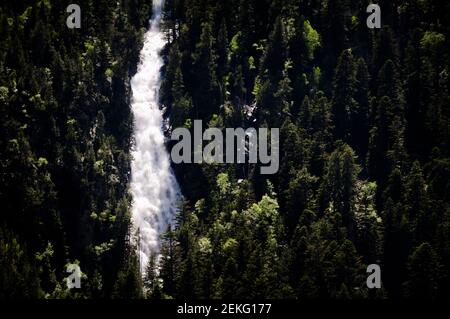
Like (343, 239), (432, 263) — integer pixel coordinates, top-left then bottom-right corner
(130, 0), (180, 273)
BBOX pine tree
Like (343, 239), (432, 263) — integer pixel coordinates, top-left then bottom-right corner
(320, 0), (348, 74)
(320, 144), (360, 235)
(332, 240), (364, 298)
(353, 58), (370, 157)
(171, 63), (193, 128)
(383, 197), (411, 298)
(216, 19), (229, 83)
(284, 168), (317, 233)
(404, 28), (424, 158)
(368, 96), (394, 185)
(161, 44), (182, 110)
(192, 21), (221, 119)
(159, 226), (181, 298)
(372, 26), (398, 80)
(0, 229), (43, 299)
(112, 255), (143, 299)
(143, 252), (158, 298)
(260, 16), (287, 83)
(332, 49), (357, 143)
(404, 242), (440, 299)
(405, 161), (433, 243)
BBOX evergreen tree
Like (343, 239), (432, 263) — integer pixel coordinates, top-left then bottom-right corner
(159, 226), (181, 298)
(332, 49), (357, 143)
(353, 58), (370, 157)
(404, 242), (441, 299)
(405, 161), (433, 243)
(192, 20), (221, 119)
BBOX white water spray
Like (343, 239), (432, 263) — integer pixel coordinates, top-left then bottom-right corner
(130, 0), (180, 273)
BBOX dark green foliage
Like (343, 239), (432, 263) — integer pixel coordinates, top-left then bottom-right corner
(404, 242), (441, 299)
(112, 252), (144, 299)
(0, 0), (152, 298)
(157, 0), (450, 300)
(1, 0), (449, 300)
(332, 49), (357, 143)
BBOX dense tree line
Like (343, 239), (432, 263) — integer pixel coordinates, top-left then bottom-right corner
(152, 0), (450, 299)
(0, 0), (153, 298)
(1, 0), (449, 300)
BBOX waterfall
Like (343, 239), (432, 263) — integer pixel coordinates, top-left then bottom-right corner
(130, 0), (180, 273)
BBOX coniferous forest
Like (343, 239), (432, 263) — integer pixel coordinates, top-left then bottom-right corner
(1, 0), (450, 301)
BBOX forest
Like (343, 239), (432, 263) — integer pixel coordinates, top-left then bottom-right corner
(1, 0), (450, 300)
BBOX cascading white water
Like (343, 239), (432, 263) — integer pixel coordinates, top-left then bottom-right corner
(130, 0), (180, 273)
